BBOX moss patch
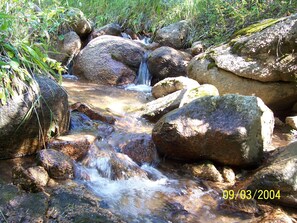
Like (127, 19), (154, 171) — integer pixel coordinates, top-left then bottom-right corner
(207, 62), (217, 70)
(231, 18), (285, 39)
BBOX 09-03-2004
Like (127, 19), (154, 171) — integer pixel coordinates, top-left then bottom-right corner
(222, 189), (281, 200)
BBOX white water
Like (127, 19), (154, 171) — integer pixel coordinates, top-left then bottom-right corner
(135, 51), (151, 86)
(125, 84), (152, 93)
(75, 153), (189, 220)
(125, 51), (152, 93)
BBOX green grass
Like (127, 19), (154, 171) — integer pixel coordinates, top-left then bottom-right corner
(38, 0), (297, 45)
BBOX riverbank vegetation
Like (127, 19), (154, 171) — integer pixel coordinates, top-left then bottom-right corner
(0, 0), (296, 104)
(45, 0), (296, 45)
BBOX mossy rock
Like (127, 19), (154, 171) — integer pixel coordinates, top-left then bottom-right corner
(231, 18), (285, 39)
(207, 61), (217, 70)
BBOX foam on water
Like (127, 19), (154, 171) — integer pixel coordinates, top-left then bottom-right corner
(75, 161), (179, 218)
(125, 84), (152, 93)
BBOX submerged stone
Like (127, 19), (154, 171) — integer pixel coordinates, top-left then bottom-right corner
(12, 165), (49, 192)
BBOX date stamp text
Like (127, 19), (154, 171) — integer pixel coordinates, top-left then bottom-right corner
(222, 189), (281, 200)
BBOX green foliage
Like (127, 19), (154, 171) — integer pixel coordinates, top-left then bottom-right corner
(0, 0), (75, 105)
(38, 0), (296, 46)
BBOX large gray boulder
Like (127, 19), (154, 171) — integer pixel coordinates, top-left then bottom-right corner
(147, 46), (192, 84)
(188, 57), (297, 111)
(248, 141), (297, 208)
(152, 94), (274, 166)
(188, 14), (297, 111)
(154, 20), (190, 49)
(0, 76), (70, 159)
(73, 35), (145, 85)
(228, 16), (297, 82)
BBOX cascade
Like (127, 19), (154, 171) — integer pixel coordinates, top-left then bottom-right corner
(135, 51), (151, 86)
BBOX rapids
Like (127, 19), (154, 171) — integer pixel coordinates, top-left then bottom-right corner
(60, 78), (295, 223)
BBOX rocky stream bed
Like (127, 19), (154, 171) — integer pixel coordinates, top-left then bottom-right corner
(0, 77), (296, 223)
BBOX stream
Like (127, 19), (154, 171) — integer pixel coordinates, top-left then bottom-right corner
(60, 76), (295, 223)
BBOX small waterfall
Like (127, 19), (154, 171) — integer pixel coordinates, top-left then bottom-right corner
(135, 51), (151, 86)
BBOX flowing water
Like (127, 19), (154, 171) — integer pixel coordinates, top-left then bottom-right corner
(125, 40), (152, 94)
(135, 51), (152, 86)
(60, 78), (296, 223)
(0, 76), (293, 222)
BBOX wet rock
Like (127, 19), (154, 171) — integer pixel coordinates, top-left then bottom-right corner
(220, 197), (261, 216)
(152, 94), (274, 166)
(48, 134), (96, 161)
(71, 102), (116, 124)
(140, 90), (186, 122)
(155, 20), (190, 49)
(162, 201), (196, 223)
(109, 153), (148, 180)
(120, 134), (159, 165)
(90, 150), (148, 180)
(147, 46), (192, 84)
(0, 184), (48, 223)
(97, 123), (115, 138)
(222, 167), (236, 184)
(0, 76), (70, 159)
(184, 161), (223, 182)
(37, 149), (74, 180)
(179, 84), (219, 107)
(12, 165), (49, 192)
(285, 116), (297, 130)
(257, 208), (294, 223)
(247, 141), (297, 207)
(188, 56), (297, 111)
(49, 31), (81, 65)
(47, 184), (125, 223)
(69, 111), (98, 132)
(152, 76), (199, 99)
(73, 35), (145, 86)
